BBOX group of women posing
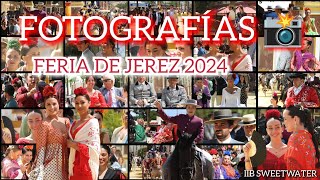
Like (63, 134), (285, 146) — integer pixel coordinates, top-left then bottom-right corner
(3, 86), (101, 180)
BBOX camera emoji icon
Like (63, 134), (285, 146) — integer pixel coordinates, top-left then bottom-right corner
(264, 17), (302, 48)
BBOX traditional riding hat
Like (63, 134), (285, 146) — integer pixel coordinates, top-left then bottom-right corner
(167, 75), (179, 79)
(266, 6), (273, 10)
(289, 73), (307, 79)
(206, 109), (242, 123)
(275, 5), (283, 10)
(181, 99), (201, 108)
(238, 114), (256, 126)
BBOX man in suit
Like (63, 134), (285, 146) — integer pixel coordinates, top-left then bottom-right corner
(129, 76), (156, 107)
(235, 114), (256, 143)
(153, 8), (163, 36)
(203, 109), (244, 144)
(161, 75), (187, 107)
(100, 75), (123, 107)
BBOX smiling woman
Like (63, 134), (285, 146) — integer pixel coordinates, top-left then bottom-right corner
(68, 87), (100, 180)
(2, 39), (21, 72)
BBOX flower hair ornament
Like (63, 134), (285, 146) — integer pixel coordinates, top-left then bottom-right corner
(265, 109), (281, 120)
(11, 77), (20, 85)
(272, 92), (278, 98)
(24, 145), (34, 150)
(74, 87), (88, 96)
(43, 85), (56, 98)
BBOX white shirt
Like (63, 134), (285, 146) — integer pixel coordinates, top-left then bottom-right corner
(217, 136), (232, 144)
(246, 136), (252, 141)
(109, 87), (118, 107)
(293, 84), (304, 96)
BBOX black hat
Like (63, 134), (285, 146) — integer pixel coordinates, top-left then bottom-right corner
(167, 75), (179, 79)
(206, 109), (242, 123)
(289, 73), (307, 79)
(247, 131), (267, 167)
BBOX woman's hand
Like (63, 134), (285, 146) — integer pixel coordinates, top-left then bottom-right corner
(67, 139), (77, 149)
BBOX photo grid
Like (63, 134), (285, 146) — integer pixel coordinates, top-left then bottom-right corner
(1, 1), (319, 180)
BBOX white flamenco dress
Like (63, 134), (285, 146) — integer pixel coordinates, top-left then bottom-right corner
(220, 87), (246, 107)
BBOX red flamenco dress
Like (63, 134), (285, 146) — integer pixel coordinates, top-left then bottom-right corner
(69, 119), (100, 180)
(285, 130), (319, 180)
(257, 150), (287, 180)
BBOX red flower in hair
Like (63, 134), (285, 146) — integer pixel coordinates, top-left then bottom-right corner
(43, 86), (56, 98)
(273, 92), (278, 98)
(74, 87), (88, 96)
(305, 7), (311, 11)
(24, 145), (34, 150)
(209, 149), (218, 155)
(285, 97), (295, 108)
(11, 77), (20, 85)
(266, 109), (281, 120)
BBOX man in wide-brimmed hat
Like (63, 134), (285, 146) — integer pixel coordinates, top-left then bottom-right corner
(286, 73), (319, 107)
(203, 109), (244, 144)
(155, 99), (212, 179)
(161, 75), (187, 107)
(155, 99), (203, 142)
(235, 114), (256, 143)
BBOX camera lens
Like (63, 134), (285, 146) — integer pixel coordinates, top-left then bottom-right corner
(277, 28), (295, 45)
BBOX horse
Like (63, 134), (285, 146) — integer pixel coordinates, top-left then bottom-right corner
(162, 133), (213, 180)
(150, 157), (162, 179)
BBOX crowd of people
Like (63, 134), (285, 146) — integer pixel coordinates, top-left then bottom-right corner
(259, 73), (320, 107)
(261, 4), (318, 35)
(129, 4), (191, 37)
(1, 73), (64, 108)
(1, 2), (64, 36)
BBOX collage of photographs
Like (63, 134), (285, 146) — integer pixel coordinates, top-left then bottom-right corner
(1, 1), (320, 180)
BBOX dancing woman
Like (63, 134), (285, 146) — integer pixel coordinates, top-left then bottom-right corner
(68, 87), (100, 180)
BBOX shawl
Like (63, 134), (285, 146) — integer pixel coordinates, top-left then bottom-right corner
(68, 118), (100, 180)
(221, 164), (236, 178)
(1, 158), (24, 179)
